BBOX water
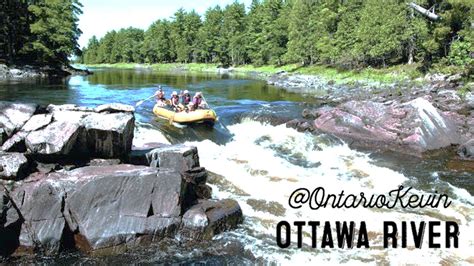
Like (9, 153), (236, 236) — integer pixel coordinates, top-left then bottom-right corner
(1, 69), (473, 264)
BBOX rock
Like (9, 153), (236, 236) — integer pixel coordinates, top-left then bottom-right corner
(64, 165), (185, 251)
(21, 114), (53, 132)
(25, 120), (82, 157)
(458, 139), (474, 160)
(446, 73), (462, 83)
(8, 178), (68, 255)
(95, 103), (135, 113)
(302, 108), (320, 119)
(0, 102), (38, 137)
(1, 114), (53, 152)
(130, 144), (200, 172)
(0, 185), (23, 257)
(466, 92), (474, 110)
(179, 199), (243, 241)
(313, 97), (461, 156)
(0, 153), (30, 180)
(88, 158), (121, 166)
(0, 128), (6, 147)
(81, 112), (135, 158)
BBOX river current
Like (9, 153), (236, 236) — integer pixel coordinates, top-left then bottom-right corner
(1, 68), (472, 264)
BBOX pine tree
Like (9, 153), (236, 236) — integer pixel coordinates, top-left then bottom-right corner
(197, 6), (224, 63)
(221, 2), (247, 66)
(26, 0), (83, 65)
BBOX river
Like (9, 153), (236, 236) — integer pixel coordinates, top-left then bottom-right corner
(1, 68), (472, 264)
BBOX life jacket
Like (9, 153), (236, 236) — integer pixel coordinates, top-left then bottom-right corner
(171, 96), (180, 106)
(192, 96), (202, 108)
(182, 94), (191, 105)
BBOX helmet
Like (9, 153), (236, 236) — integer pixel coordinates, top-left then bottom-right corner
(184, 90), (189, 94)
(172, 91), (178, 96)
(158, 85), (163, 91)
(195, 92), (202, 97)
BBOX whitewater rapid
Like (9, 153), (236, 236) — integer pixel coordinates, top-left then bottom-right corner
(136, 118), (474, 264)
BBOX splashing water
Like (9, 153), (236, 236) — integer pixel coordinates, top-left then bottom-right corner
(183, 119), (474, 264)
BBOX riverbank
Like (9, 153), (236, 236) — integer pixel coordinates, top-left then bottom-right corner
(81, 62), (427, 84)
(0, 64), (91, 81)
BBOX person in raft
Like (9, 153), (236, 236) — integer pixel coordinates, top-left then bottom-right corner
(189, 92), (208, 111)
(170, 91), (182, 112)
(154, 86), (166, 106)
(181, 90), (192, 105)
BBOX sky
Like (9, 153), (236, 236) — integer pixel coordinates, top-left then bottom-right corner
(78, 0), (252, 48)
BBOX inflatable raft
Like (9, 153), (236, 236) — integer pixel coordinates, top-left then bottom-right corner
(153, 104), (217, 125)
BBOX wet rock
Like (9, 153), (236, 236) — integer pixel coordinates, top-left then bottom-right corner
(25, 120), (82, 156)
(313, 97), (461, 156)
(95, 103), (135, 113)
(179, 199), (243, 241)
(458, 139), (474, 160)
(81, 112), (135, 158)
(446, 73), (462, 83)
(0, 102), (38, 137)
(0, 153), (30, 180)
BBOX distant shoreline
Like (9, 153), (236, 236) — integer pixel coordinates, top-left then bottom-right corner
(80, 62), (427, 86)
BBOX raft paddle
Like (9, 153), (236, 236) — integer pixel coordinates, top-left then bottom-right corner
(135, 94), (155, 107)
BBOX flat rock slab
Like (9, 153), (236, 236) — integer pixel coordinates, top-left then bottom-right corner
(25, 120), (82, 156)
(314, 97), (461, 156)
(0, 152), (30, 180)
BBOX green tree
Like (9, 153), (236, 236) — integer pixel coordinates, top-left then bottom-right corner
(25, 0), (83, 65)
(197, 6), (224, 63)
(221, 2), (247, 66)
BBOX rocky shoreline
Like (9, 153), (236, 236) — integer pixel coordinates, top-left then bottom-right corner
(0, 102), (242, 257)
(0, 64), (91, 81)
(268, 71), (473, 161)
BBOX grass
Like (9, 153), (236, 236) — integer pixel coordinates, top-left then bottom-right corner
(81, 62), (425, 85)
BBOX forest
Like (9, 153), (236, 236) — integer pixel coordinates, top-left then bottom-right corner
(80, 0), (473, 72)
(0, 0), (82, 67)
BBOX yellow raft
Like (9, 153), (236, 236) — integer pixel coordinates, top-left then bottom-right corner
(153, 104), (217, 125)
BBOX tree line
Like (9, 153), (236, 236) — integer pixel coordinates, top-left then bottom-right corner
(0, 0), (82, 66)
(81, 0), (473, 70)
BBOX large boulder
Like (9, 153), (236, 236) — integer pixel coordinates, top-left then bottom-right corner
(81, 112), (135, 158)
(0, 102), (38, 137)
(0, 153), (31, 180)
(313, 97), (461, 156)
(179, 199), (243, 241)
(64, 165), (185, 252)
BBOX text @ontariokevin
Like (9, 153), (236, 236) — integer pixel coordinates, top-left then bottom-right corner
(275, 186), (460, 249)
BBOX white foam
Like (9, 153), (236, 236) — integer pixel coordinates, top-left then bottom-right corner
(185, 119), (474, 264)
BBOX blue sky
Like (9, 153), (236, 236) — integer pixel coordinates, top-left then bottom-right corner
(78, 0), (252, 48)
